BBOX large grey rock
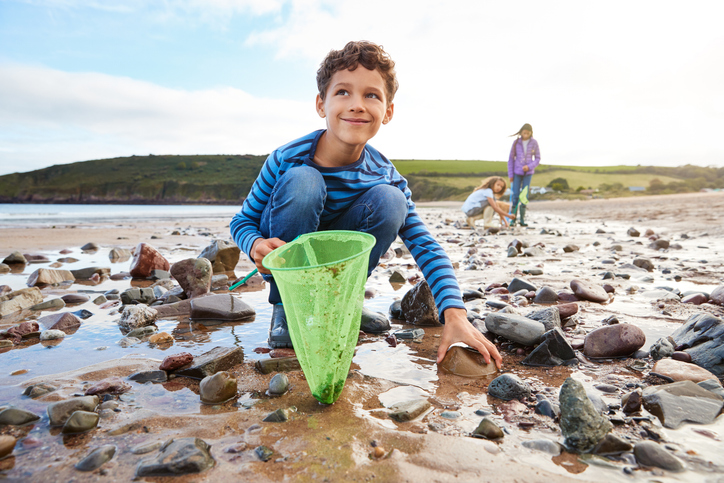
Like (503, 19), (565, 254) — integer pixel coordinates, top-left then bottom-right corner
(75, 445), (116, 472)
(199, 371), (237, 404)
(583, 324), (645, 358)
(0, 287), (43, 317)
(189, 294), (255, 322)
(47, 396), (99, 426)
(525, 307), (561, 331)
(38, 312), (82, 333)
(136, 438), (215, 477)
(669, 312), (724, 377)
(485, 312), (545, 346)
(27, 268), (75, 286)
(62, 410), (99, 434)
(0, 407), (40, 425)
(198, 240), (240, 272)
(400, 280), (440, 326)
(522, 328), (576, 366)
(174, 346), (244, 379)
(171, 258), (213, 299)
(570, 279), (609, 303)
(118, 304), (158, 331)
(633, 441), (684, 472)
(642, 380), (724, 429)
(487, 374), (531, 401)
(70, 267), (110, 280)
(508, 277), (536, 293)
(559, 378), (612, 453)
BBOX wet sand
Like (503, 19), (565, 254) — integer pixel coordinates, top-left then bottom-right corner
(1, 192), (724, 482)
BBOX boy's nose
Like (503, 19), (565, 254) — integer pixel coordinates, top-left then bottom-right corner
(348, 95), (365, 111)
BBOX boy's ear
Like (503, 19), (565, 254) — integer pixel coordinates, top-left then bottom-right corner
(383, 103), (394, 125)
(315, 94), (325, 118)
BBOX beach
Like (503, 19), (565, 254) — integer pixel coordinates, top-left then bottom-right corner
(1, 192), (723, 482)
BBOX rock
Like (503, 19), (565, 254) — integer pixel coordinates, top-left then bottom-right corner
(570, 279), (609, 303)
(27, 268), (75, 286)
(173, 346), (244, 379)
(525, 307), (561, 331)
(255, 357), (301, 374)
(129, 370), (168, 384)
(400, 280), (440, 326)
(521, 439), (561, 455)
(61, 294), (90, 304)
(522, 328), (576, 366)
(0, 435), (16, 459)
(389, 399), (431, 422)
(559, 378), (612, 453)
(263, 408), (289, 422)
(681, 293), (708, 305)
(508, 277), (536, 293)
(71, 308), (93, 319)
(669, 312), (724, 377)
(149, 332), (173, 345)
(627, 227), (640, 237)
(389, 300), (404, 319)
(23, 382), (57, 399)
(47, 396), (99, 426)
(652, 358), (717, 383)
(129, 243), (170, 279)
(62, 410), (99, 434)
(1, 321), (40, 344)
(24, 254), (50, 263)
(650, 336), (676, 360)
(40, 329), (66, 341)
(189, 294), (255, 321)
(118, 304), (158, 331)
(127, 326), (157, 339)
(583, 324), (646, 358)
(671, 351), (691, 363)
(135, 438), (215, 477)
(710, 285), (724, 305)
(0, 407), (40, 425)
(3, 251), (27, 264)
(439, 346), (498, 377)
(472, 417), (504, 439)
(268, 374), (290, 395)
(522, 246), (545, 257)
(160, 352), (194, 371)
(75, 445), (116, 472)
(85, 377), (131, 396)
(484, 312), (545, 346)
(507, 246), (518, 257)
(592, 434), (633, 455)
(533, 286), (558, 304)
(109, 247), (132, 261)
(633, 441), (684, 472)
(698, 379), (724, 399)
(70, 267), (110, 280)
(0, 263), (8, 274)
(171, 258), (213, 299)
(255, 445), (274, 461)
(488, 374), (531, 401)
(198, 240), (240, 272)
(621, 389), (642, 413)
(38, 312), (82, 333)
(30, 298), (65, 311)
(642, 380), (724, 429)
(557, 303), (578, 319)
(118, 336), (140, 347)
(360, 307), (390, 333)
(0, 340), (12, 348)
(0, 287), (43, 317)
(651, 238), (670, 250)
(534, 399), (559, 419)
(632, 257), (654, 272)
(120, 287), (156, 305)
(131, 441), (163, 455)
(199, 371), (237, 404)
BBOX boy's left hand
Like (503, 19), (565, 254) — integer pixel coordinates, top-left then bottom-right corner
(437, 308), (502, 369)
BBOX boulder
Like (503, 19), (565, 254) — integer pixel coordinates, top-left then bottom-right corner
(26, 268), (75, 286)
(171, 258), (213, 299)
(652, 358), (717, 383)
(129, 243), (170, 279)
(559, 378), (612, 453)
(37, 312), (82, 333)
(642, 380), (724, 429)
(485, 312), (545, 346)
(136, 438), (215, 477)
(400, 280), (440, 326)
(670, 312), (724, 377)
(189, 294), (255, 321)
(583, 324), (645, 358)
(198, 240), (240, 272)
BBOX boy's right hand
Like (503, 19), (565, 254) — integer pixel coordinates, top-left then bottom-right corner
(250, 238), (286, 274)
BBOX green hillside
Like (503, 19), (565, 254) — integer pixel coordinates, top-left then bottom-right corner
(0, 155), (722, 204)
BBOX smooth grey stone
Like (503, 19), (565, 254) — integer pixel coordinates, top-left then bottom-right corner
(189, 294), (255, 321)
(507, 246), (518, 257)
(254, 357), (301, 374)
(71, 309), (94, 319)
(127, 326), (157, 339)
(642, 380), (723, 429)
(440, 410), (461, 419)
(697, 379), (724, 399)
(389, 399), (431, 422)
(533, 286), (558, 304)
(136, 438), (215, 477)
(360, 308), (390, 333)
(485, 312), (545, 346)
(523, 268), (543, 275)
(75, 445), (116, 472)
(472, 417), (503, 439)
(62, 410), (100, 433)
(632, 257), (654, 271)
(23, 382), (57, 399)
(30, 298), (66, 311)
(485, 300), (510, 310)
(522, 439), (561, 455)
(128, 370), (168, 384)
(131, 441), (163, 455)
(534, 400), (559, 418)
(389, 300), (404, 319)
(488, 374), (531, 401)
(47, 396), (99, 426)
(268, 374), (289, 396)
(394, 328), (424, 339)
(508, 277), (536, 293)
(559, 378), (612, 452)
(262, 408), (289, 422)
(120, 287), (156, 305)
(633, 441), (684, 472)
(0, 407), (40, 425)
(174, 346), (244, 379)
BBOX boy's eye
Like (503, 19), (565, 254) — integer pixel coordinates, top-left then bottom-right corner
(335, 89), (349, 96)
(366, 93), (380, 99)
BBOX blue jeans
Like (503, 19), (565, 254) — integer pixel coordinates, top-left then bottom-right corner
(259, 165), (408, 305)
(510, 173), (532, 213)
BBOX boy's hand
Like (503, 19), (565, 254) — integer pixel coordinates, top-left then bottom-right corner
(437, 308), (502, 369)
(250, 237), (286, 274)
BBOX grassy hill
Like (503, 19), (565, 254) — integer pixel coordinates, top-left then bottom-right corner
(0, 155), (722, 204)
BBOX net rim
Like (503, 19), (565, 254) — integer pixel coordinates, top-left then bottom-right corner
(261, 230), (376, 272)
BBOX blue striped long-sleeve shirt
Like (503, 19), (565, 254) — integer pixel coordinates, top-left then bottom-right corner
(230, 130), (465, 316)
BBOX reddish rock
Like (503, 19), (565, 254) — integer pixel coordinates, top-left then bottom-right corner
(570, 279), (609, 303)
(38, 312), (82, 333)
(557, 303), (578, 319)
(672, 351), (692, 363)
(84, 377), (131, 396)
(170, 258), (213, 299)
(1, 321), (40, 344)
(270, 348), (296, 358)
(681, 293), (708, 305)
(710, 285), (724, 305)
(583, 324), (646, 358)
(160, 352), (194, 371)
(557, 291), (579, 302)
(129, 243), (170, 279)
(99, 300), (120, 309)
(489, 287), (509, 294)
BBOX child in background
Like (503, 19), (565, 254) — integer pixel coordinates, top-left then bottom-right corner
(461, 176), (512, 230)
(230, 41), (502, 369)
(507, 123), (541, 226)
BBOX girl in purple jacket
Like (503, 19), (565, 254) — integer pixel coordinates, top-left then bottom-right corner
(507, 123), (540, 226)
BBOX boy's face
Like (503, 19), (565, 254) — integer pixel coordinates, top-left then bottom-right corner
(316, 67), (394, 153)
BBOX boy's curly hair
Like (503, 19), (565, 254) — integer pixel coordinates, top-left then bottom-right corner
(317, 40), (398, 106)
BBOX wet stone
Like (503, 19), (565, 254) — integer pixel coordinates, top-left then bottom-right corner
(583, 324), (646, 358)
(0, 407), (41, 426)
(120, 287), (156, 305)
(174, 346), (244, 379)
(118, 337), (140, 347)
(642, 380), (724, 429)
(23, 382), (57, 399)
(3, 251), (27, 264)
(0, 435), (17, 459)
(198, 240), (240, 272)
(522, 439), (561, 456)
(75, 445), (116, 472)
(199, 371), (237, 404)
(669, 312), (724, 377)
(27, 268), (75, 286)
(439, 346), (498, 377)
(633, 441), (684, 472)
(650, 336), (675, 360)
(160, 352), (194, 371)
(0, 287), (43, 317)
(652, 358), (717, 383)
(389, 399), (431, 422)
(30, 298), (65, 311)
(485, 312), (545, 346)
(472, 417), (504, 439)
(255, 357), (301, 374)
(559, 377), (612, 453)
(268, 374), (289, 395)
(508, 277), (536, 293)
(39, 329), (66, 341)
(171, 258), (213, 299)
(136, 437), (215, 477)
(131, 441), (163, 455)
(189, 294), (255, 321)
(129, 370), (168, 384)
(388, 300), (404, 319)
(61, 294), (90, 305)
(533, 286), (558, 304)
(85, 377), (131, 396)
(534, 399), (559, 419)
(127, 326), (157, 339)
(360, 307), (391, 333)
(400, 280), (440, 326)
(262, 408), (289, 422)
(622, 390), (642, 413)
(118, 304), (158, 331)
(70, 266), (110, 280)
(38, 312), (82, 333)
(522, 328), (576, 367)
(62, 410), (99, 434)
(129, 243), (170, 279)
(488, 374), (532, 401)
(570, 279), (609, 303)
(148, 332), (173, 345)
(592, 434), (633, 455)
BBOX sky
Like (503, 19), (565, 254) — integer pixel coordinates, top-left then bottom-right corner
(1, 0), (723, 176)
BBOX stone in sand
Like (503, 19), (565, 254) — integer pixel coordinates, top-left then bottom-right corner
(360, 307), (390, 333)
(199, 371), (237, 404)
(255, 357), (301, 374)
(26, 268), (75, 286)
(118, 304), (158, 331)
(173, 346), (244, 379)
(129, 370), (168, 384)
(189, 294), (255, 321)
(47, 396), (99, 426)
(557, 303), (578, 319)
(439, 346), (498, 377)
(268, 374), (289, 395)
(400, 280), (440, 326)
(592, 434), (633, 455)
(650, 336), (675, 360)
(670, 312), (724, 377)
(171, 258), (213, 299)
(85, 377), (131, 396)
(38, 312), (82, 333)
(632, 257), (654, 272)
(0, 287), (43, 317)
(136, 438), (215, 477)
(559, 377), (612, 453)
(389, 399), (431, 422)
(525, 306), (561, 331)
(0, 435), (16, 459)
(129, 243), (170, 279)
(198, 240), (240, 273)
(570, 279), (609, 303)
(681, 293), (708, 305)
(583, 324), (645, 358)
(508, 277), (537, 293)
(485, 312), (545, 346)
(62, 410), (99, 434)
(710, 285), (724, 305)
(642, 380), (724, 429)
(71, 267), (110, 280)
(621, 389), (642, 413)
(472, 417), (504, 439)
(533, 286), (558, 304)
(3, 251), (26, 264)
(627, 227), (640, 237)
(522, 328), (576, 366)
(160, 352), (194, 371)
(652, 358), (717, 383)
(488, 374), (531, 401)
(109, 247), (132, 261)
(75, 445), (116, 472)
(633, 441), (684, 472)
(0, 407), (40, 426)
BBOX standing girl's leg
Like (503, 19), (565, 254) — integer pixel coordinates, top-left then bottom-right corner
(510, 175), (522, 225)
(518, 174), (533, 226)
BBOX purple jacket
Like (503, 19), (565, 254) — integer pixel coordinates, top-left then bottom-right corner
(508, 137), (541, 178)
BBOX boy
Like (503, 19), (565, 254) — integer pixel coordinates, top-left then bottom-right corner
(230, 41), (502, 368)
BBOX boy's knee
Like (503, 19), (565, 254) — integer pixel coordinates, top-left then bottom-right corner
(370, 185), (407, 225)
(276, 166), (326, 204)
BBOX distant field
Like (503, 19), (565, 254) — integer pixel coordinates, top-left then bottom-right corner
(391, 159), (643, 176)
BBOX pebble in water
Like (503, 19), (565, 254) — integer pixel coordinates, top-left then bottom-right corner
(268, 373), (289, 396)
(75, 445), (116, 472)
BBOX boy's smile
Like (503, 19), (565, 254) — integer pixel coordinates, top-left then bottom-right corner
(314, 67), (394, 167)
